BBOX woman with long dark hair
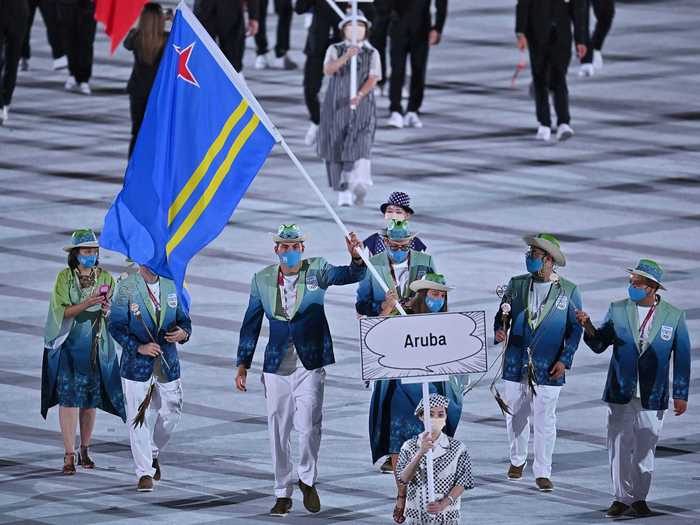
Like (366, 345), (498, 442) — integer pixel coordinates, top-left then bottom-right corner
(124, 2), (170, 157)
(42, 229), (125, 474)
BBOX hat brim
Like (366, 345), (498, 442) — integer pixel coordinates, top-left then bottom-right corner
(380, 202), (414, 215)
(627, 268), (666, 290)
(523, 236), (566, 267)
(273, 235), (306, 243)
(380, 229), (417, 241)
(409, 281), (453, 293)
(339, 17), (371, 30)
(63, 241), (100, 252)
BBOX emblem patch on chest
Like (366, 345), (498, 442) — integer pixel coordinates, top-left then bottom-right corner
(555, 296), (568, 310)
(306, 274), (319, 291)
(167, 293), (178, 308)
(660, 325), (673, 341)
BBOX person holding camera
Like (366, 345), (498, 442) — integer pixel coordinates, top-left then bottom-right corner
(42, 229), (125, 475)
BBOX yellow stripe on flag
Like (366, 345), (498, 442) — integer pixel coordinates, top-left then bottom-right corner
(167, 99), (249, 226)
(166, 113), (260, 257)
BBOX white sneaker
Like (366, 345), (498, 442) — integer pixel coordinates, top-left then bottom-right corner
(255, 54), (269, 70)
(387, 112), (404, 128)
(79, 82), (91, 95)
(337, 190), (353, 207)
(0, 106), (8, 124)
(352, 184), (368, 207)
(64, 76), (77, 91)
(556, 123), (574, 141)
(578, 63), (595, 77)
(593, 50), (604, 70)
(535, 125), (552, 141)
(53, 55), (68, 70)
(304, 123), (318, 146)
(404, 112), (423, 128)
(273, 54), (298, 70)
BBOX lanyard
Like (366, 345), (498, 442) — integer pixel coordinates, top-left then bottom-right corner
(639, 303), (656, 342)
(146, 283), (160, 311)
(278, 269), (299, 317)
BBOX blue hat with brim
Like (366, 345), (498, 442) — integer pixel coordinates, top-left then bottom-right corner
(627, 259), (666, 290)
(380, 219), (416, 241)
(63, 229), (99, 252)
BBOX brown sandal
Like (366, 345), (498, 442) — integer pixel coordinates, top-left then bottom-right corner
(78, 446), (95, 469)
(63, 453), (76, 475)
(393, 495), (406, 524)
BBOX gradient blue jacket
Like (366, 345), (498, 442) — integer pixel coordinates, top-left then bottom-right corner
(583, 298), (691, 410)
(495, 273), (583, 386)
(236, 257), (365, 373)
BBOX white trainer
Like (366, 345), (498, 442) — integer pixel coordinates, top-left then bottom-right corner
(0, 106), (8, 124)
(255, 54), (269, 70)
(53, 55), (68, 70)
(404, 111), (423, 128)
(387, 112), (404, 128)
(64, 76), (77, 91)
(79, 82), (91, 95)
(337, 190), (353, 207)
(304, 123), (318, 146)
(578, 63), (595, 77)
(273, 54), (298, 70)
(556, 123), (574, 141)
(593, 50), (604, 70)
(535, 125), (552, 141)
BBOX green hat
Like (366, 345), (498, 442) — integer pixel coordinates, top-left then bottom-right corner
(409, 272), (453, 293)
(381, 219), (416, 242)
(272, 224), (306, 243)
(63, 229), (99, 252)
(627, 259), (666, 290)
(523, 233), (566, 267)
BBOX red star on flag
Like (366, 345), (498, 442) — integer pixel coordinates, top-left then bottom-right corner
(174, 42), (199, 87)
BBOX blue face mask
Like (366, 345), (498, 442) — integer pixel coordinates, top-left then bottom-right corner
(526, 255), (543, 274)
(279, 250), (301, 268)
(425, 296), (445, 313)
(628, 285), (648, 302)
(389, 248), (409, 263)
(77, 254), (97, 268)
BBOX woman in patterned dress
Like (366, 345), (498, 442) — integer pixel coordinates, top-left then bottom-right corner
(42, 229), (125, 474)
(396, 394), (474, 525)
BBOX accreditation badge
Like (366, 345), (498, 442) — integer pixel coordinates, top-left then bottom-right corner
(556, 296), (569, 310)
(306, 274), (319, 291)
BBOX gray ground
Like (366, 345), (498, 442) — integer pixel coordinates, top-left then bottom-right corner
(1, 0), (699, 523)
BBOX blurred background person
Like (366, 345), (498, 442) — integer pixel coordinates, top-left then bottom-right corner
(387, 0), (447, 130)
(0, 0), (30, 124)
(57, 0), (97, 95)
(318, 12), (380, 207)
(124, 3), (170, 157)
(194, 0), (259, 72)
(368, 0), (389, 97)
(579, 0), (615, 77)
(20, 0), (66, 71)
(254, 0), (297, 70)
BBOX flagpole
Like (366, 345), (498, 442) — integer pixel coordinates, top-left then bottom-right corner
(279, 139), (407, 316)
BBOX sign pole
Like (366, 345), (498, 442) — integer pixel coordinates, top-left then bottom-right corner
(350, 0), (358, 110)
(421, 381), (437, 502)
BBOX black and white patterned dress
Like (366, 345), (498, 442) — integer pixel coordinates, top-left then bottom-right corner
(396, 433), (474, 525)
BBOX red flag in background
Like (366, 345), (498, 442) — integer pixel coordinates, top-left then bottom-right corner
(95, 0), (147, 54)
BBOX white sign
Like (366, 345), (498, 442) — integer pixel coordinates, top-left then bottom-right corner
(360, 311), (488, 381)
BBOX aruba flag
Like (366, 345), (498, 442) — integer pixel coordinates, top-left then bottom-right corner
(101, 3), (279, 312)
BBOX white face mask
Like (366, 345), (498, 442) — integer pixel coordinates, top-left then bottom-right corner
(430, 416), (447, 433)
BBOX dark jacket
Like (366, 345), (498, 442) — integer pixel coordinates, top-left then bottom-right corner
(515, 0), (586, 46)
(194, 0), (259, 34)
(389, 0), (447, 36)
(124, 29), (168, 99)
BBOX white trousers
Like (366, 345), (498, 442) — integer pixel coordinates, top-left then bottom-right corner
(262, 368), (325, 497)
(607, 398), (665, 504)
(504, 379), (562, 479)
(123, 377), (183, 480)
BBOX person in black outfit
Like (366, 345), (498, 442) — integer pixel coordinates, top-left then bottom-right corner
(21, 0), (66, 71)
(516, 0), (586, 142)
(386, 0), (447, 130)
(254, 0), (297, 70)
(0, 0), (30, 124)
(295, 0), (375, 147)
(579, 0), (614, 77)
(57, 0), (96, 95)
(124, 3), (170, 157)
(368, 0), (390, 94)
(194, 0), (259, 72)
